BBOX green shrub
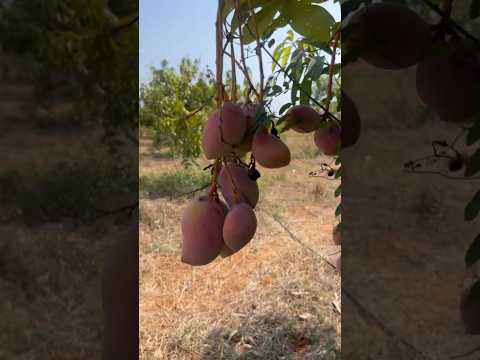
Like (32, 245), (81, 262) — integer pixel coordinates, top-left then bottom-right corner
(140, 170), (210, 199)
(0, 159), (137, 225)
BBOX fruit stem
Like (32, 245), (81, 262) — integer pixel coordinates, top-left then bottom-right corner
(222, 159), (240, 204)
(209, 159), (222, 198)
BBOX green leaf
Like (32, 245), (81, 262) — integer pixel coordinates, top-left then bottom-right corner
(466, 234), (480, 268)
(280, 44), (292, 68)
(286, 29), (294, 41)
(230, 6), (250, 34)
(304, 56), (325, 80)
(268, 84), (283, 96)
(299, 78), (312, 105)
(278, 102), (292, 115)
(465, 149), (480, 177)
(223, 0), (273, 19)
(335, 203), (341, 217)
(465, 191), (480, 222)
(289, 48), (304, 67)
(334, 184), (341, 197)
(281, 2), (334, 42)
(272, 42), (285, 71)
(291, 82), (299, 105)
(302, 38), (333, 55)
(289, 49), (304, 81)
(240, 3), (279, 44)
(263, 12), (290, 38)
(334, 167), (341, 179)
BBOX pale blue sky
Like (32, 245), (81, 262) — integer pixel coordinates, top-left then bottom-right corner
(140, 0), (340, 111)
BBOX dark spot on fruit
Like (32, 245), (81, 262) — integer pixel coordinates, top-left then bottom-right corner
(248, 168), (261, 181)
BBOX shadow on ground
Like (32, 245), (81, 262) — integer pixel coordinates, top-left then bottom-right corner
(198, 312), (339, 360)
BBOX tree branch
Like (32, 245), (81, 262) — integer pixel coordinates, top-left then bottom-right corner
(419, 0), (480, 44)
(450, 345), (480, 359)
(326, 30), (340, 112)
(109, 14), (139, 36)
(261, 44), (340, 123)
(247, 0), (265, 101)
(216, 0), (225, 108)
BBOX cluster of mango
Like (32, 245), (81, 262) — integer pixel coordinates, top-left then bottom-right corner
(181, 99), (353, 267)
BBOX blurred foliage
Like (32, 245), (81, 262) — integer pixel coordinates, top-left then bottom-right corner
(0, 0), (138, 147)
(139, 58), (216, 166)
(0, 159), (138, 225)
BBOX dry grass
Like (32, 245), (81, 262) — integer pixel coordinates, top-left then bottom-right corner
(140, 131), (341, 359)
(0, 81), (132, 359)
(0, 221), (122, 359)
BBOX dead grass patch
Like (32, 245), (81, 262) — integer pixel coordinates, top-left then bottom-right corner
(140, 132), (341, 359)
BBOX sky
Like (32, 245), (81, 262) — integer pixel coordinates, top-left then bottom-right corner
(139, 0), (341, 111)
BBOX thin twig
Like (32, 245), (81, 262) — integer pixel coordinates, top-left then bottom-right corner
(450, 345), (480, 359)
(233, 0), (256, 93)
(326, 30), (340, 112)
(223, 50), (260, 98)
(171, 183), (210, 199)
(216, 0), (225, 108)
(247, 0), (265, 101)
(404, 169), (480, 180)
(326, 249), (341, 257)
(229, 40), (237, 101)
(91, 202), (139, 221)
(419, 0), (480, 44)
(180, 99), (213, 121)
(266, 211), (336, 270)
(109, 15), (139, 36)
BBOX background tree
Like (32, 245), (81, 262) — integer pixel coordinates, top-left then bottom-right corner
(139, 58), (216, 166)
(0, 0), (138, 147)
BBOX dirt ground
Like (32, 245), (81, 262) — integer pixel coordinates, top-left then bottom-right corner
(0, 80), (133, 360)
(139, 132), (341, 359)
(341, 59), (480, 360)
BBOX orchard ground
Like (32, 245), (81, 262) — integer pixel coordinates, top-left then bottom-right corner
(0, 80), (137, 359)
(139, 132), (341, 359)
